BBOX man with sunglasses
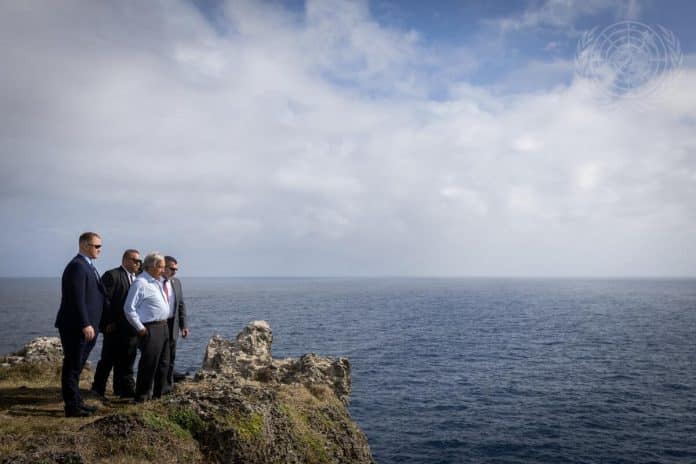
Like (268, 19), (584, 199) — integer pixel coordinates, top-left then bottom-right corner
(91, 249), (141, 399)
(161, 255), (189, 394)
(55, 232), (106, 417)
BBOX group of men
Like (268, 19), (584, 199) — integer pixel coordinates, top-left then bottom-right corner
(54, 232), (189, 417)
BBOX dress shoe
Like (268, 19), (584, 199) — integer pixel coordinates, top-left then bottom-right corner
(65, 407), (93, 418)
(80, 403), (98, 412)
(85, 389), (110, 404)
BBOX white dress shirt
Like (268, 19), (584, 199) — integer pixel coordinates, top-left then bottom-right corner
(123, 271), (169, 332)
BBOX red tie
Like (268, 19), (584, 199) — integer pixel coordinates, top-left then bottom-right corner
(163, 279), (170, 303)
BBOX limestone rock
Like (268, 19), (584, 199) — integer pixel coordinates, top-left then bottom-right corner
(199, 320), (352, 404)
(167, 378), (375, 464)
(0, 323), (375, 464)
(1, 337), (63, 366)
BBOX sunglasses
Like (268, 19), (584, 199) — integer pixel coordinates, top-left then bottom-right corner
(167, 267), (178, 272)
(88, 244), (102, 249)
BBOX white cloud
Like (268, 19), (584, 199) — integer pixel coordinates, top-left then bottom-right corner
(574, 163), (601, 190)
(513, 135), (544, 153)
(492, 0), (642, 34)
(0, 0), (694, 277)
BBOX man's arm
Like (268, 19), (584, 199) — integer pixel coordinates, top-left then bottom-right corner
(176, 279), (189, 338)
(123, 281), (146, 335)
(65, 261), (97, 341)
(65, 261), (90, 329)
(100, 271), (117, 330)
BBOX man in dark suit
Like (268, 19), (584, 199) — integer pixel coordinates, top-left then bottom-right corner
(91, 249), (141, 399)
(162, 256), (189, 394)
(55, 232), (106, 417)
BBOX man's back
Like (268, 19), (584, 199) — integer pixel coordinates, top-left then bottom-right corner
(56, 255), (104, 330)
(100, 266), (131, 331)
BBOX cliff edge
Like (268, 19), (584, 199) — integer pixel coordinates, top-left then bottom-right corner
(0, 321), (375, 464)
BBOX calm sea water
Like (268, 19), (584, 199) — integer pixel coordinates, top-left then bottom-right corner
(1, 277), (695, 463)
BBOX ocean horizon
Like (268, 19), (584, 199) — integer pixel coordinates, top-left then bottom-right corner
(1, 277), (695, 463)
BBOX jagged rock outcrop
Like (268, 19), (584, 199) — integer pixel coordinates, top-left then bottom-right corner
(198, 320), (352, 404)
(175, 320), (372, 463)
(0, 337), (63, 366)
(0, 322), (375, 464)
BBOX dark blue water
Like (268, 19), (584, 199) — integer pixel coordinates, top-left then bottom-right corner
(1, 277), (695, 463)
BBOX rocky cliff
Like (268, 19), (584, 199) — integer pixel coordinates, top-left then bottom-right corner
(0, 321), (375, 464)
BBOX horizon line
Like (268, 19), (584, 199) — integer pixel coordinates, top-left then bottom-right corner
(2, 275), (696, 280)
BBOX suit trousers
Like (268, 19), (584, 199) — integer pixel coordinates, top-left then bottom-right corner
(92, 324), (138, 396)
(91, 328), (116, 395)
(58, 326), (97, 409)
(163, 317), (179, 394)
(135, 322), (170, 401)
(112, 325), (138, 396)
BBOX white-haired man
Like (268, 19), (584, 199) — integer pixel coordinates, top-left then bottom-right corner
(123, 252), (170, 402)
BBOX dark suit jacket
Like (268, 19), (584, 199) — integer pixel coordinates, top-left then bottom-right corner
(169, 277), (187, 340)
(100, 266), (134, 333)
(55, 254), (106, 331)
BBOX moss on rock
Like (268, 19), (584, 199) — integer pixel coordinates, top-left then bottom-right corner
(1, 329), (375, 464)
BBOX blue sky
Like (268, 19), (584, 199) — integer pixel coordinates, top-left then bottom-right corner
(1, 0), (695, 277)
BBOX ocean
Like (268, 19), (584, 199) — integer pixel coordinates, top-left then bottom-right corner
(1, 277), (695, 463)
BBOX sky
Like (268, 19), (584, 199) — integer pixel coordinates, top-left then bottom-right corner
(1, 0), (695, 277)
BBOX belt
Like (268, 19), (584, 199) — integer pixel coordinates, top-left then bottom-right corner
(143, 320), (167, 327)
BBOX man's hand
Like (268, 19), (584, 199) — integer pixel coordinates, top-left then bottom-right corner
(181, 328), (190, 338)
(82, 325), (96, 341)
(138, 328), (148, 337)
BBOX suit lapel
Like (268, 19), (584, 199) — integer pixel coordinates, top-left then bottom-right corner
(80, 255), (106, 294)
(120, 267), (129, 288)
(172, 278), (179, 317)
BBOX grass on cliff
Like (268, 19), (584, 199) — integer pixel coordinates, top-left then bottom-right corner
(276, 384), (351, 464)
(0, 365), (204, 463)
(0, 362), (61, 386)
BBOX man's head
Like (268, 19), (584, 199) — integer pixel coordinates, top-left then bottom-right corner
(121, 249), (141, 274)
(164, 256), (179, 279)
(78, 232), (102, 259)
(142, 252), (165, 279)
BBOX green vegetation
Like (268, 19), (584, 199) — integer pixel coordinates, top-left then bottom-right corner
(278, 389), (335, 464)
(229, 411), (264, 442)
(0, 364), (204, 463)
(0, 356), (371, 463)
(167, 405), (206, 437)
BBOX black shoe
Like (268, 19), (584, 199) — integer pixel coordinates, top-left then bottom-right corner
(86, 389), (109, 403)
(88, 388), (105, 397)
(80, 403), (98, 412)
(65, 407), (92, 418)
(119, 389), (136, 399)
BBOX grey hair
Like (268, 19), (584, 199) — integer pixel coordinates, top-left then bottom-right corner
(142, 252), (165, 271)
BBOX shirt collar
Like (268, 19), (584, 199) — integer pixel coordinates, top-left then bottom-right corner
(79, 253), (93, 266)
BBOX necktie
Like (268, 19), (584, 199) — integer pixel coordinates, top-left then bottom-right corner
(90, 262), (101, 282)
(163, 279), (170, 303)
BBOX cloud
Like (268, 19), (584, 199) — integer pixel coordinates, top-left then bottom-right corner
(492, 0), (642, 35)
(0, 0), (694, 277)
